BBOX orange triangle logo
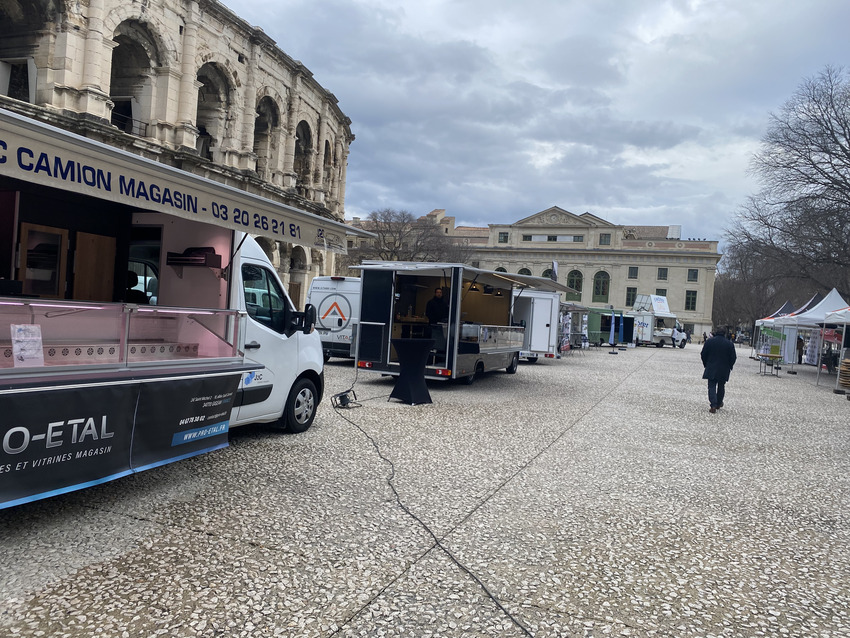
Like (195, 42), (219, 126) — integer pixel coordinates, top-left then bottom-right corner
(321, 302), (347, 321)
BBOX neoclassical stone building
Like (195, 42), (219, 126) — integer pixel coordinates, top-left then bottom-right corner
(0, 0), (352, 303)
(471, 207), (721, 335)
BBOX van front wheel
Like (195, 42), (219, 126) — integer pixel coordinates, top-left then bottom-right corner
(283, 378), (318, 433)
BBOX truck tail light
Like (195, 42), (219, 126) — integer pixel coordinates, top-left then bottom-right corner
(357, 361), (373, 368)
(435, 368), (451, 376)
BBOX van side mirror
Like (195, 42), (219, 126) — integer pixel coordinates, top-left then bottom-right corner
(285, 303), (317, 336)
(303, 304), (317, 334)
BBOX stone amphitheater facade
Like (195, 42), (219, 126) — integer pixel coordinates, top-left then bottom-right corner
(0, 0), (353, 301)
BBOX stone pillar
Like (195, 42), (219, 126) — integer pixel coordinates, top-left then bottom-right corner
(240, 40), (258, 170)
(175, 2), (201, 149)
(281, 94), (299, 189)
(78, 0), (111, 119)
(81, 0), (105, 89)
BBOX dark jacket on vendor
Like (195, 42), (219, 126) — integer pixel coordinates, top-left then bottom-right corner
(425, 288), (449, 324)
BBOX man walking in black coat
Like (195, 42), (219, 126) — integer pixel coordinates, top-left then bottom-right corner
(701, 327), (737, 414)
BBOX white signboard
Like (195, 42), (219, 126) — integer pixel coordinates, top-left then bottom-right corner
(0, 111), (357, 253)
(11, 324), (45, 367)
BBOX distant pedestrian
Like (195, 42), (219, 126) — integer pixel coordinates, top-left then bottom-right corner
(796, 336), (804, 365)
(701, 327), (737, 414)
(702, 332), (708, 344)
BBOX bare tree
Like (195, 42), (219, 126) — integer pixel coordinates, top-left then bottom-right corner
(342, 208), (473, 271)
(727, 66), (850, 299)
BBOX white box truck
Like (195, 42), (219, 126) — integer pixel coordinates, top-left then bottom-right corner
(306, 276), (360, 361)
(511, 288), (561, 362)
(629, 294), (687, 348)
(0, 109), (371, 508)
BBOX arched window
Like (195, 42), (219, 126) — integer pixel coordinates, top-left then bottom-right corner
(294, 120), (313, 196)
(593, 271), (610, 303)
(253, 96), (280, 178)
(495, 267), (507, 273)
(196, 63), (232, 161)
(541, 268), (553, 279)
(110, 20), (161, 137)
(518, 268), (532, 275)
(566, 270), (582, 302)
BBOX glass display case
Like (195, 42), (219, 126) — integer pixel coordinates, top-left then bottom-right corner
(1, 298), (244, 373)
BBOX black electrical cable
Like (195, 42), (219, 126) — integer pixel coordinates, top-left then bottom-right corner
(331, 403), (536, 637)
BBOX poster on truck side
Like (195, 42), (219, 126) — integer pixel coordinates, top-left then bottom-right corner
(0, 384), (138, 508)
(130, 374), (240, 471)
(0, 373), (241, 509)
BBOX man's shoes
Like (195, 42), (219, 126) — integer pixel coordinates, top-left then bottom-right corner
(718, 403), (724, 408)
(709, 407), (717, 414)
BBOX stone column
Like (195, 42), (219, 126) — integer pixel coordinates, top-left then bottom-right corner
(78, 0), (111, 118)
(175, 1), (201, 149)
(81, 0), (105, 89)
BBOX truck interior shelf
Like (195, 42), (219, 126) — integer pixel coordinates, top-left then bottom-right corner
(166, 247), (222, 268)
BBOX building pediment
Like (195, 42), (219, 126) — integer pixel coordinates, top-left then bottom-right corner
(513, 207), (616, 228)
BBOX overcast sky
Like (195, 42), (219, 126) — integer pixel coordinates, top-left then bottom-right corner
(225, 0), (850, 242)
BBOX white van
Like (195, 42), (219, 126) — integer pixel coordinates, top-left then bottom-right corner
(232, 234), (324, 432)
(306, 276), (360, 361)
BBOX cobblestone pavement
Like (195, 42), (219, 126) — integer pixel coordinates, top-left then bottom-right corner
(1, 345), (849, 637)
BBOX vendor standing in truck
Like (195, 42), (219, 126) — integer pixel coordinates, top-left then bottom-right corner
(426, 288), (449, 324)
(425, 287), (449, 339)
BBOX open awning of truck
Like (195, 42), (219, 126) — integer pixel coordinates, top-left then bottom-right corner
(0, 109), (373, 254)
(356, 261), (579, 294)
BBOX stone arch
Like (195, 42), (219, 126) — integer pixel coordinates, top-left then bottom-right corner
(495, 267), (507, 273)
(518, 267), (532, 275)
(322, 139), (333, 187)
(541, 268), (554, 279)
(294, 120), (313, 197)
(109, 19), (163, 136)
(103, 6), (177, 65)
(253, 95), (280, 179)
(195, 62), (234, 161)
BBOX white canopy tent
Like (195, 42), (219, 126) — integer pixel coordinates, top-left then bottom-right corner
(773, 289), (849, 381)
(774, 289), (849, 328)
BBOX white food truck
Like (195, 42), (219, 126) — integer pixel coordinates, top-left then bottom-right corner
(629, 294), (687, 348)
(511, 288), (562, 362)
(0, 109), (369, 508)
(355, 261), (574, 383)
(305, 276), (360, 361)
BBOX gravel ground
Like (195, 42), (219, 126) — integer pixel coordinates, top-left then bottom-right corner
(1, 345), (849, 637)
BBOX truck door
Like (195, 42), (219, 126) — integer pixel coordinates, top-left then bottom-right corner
(529, 297), (554, 352)
(232, 260), (299, 425)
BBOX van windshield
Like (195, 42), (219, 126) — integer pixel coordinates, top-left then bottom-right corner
(242, 264), (288, 332)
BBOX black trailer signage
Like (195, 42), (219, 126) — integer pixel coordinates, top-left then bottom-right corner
(0, 372), (241, 509)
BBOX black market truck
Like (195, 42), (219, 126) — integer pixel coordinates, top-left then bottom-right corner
(355, 261), (575, 383)
(0, 109), (369, 509)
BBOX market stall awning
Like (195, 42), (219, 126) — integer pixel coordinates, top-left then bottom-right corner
(356, 261), (579, 295)
(0, 108), (372, 254)
(773, 289), (848, 328)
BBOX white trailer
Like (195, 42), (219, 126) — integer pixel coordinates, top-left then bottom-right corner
(512, 288), (561, 362)
(629, 294), (687, 348)
(355, 262), (574, 384)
